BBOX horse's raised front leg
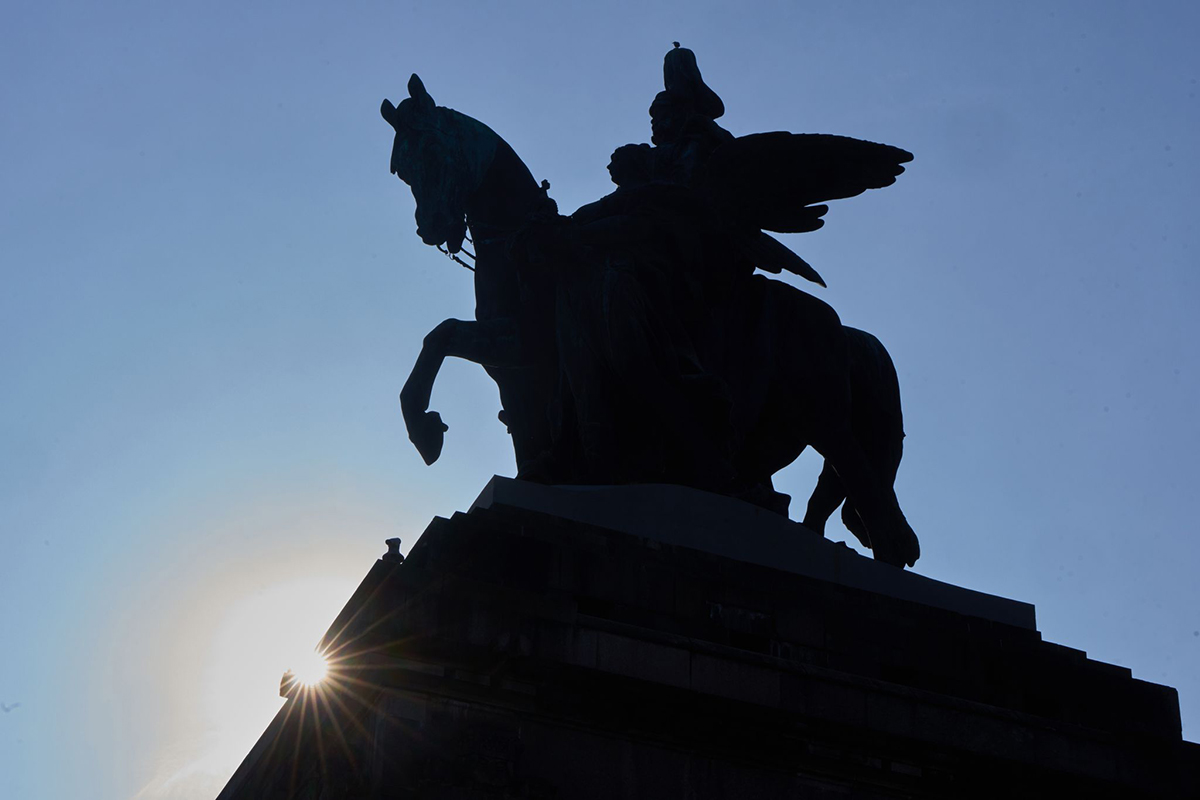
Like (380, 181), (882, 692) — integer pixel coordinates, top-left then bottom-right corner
(399, 317), (521, 465)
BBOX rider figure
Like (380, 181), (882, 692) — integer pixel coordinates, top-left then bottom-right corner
(648, 43), (735, 185)
(538, 140), (736, 491)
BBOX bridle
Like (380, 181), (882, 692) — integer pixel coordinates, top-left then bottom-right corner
(436, 242), (476, 272)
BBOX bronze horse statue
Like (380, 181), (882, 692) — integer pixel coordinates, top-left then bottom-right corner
(382, 75), (919, 568)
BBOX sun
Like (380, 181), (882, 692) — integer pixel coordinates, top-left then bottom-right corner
(292, 648), (329, 687)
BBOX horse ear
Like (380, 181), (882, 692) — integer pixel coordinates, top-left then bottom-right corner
(408, 73), (435, 112)
(381, 98), (400, 129)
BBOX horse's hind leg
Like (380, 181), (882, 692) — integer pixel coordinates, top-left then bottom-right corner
(803, 462), (880, 551)
(839, 431), (904, 555)
(840, 501), (872, 551)
(802, 463), (847, 538)
(810, 424), (919, 568)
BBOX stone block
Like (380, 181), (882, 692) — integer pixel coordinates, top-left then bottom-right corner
(220, 481), (1198, 800)
(690, 652), (781, 707)
(865, 690), (916, 738)
(594, 630), (690, 689)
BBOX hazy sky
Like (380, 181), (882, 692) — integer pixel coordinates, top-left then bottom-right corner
(2, 2), (1198, 797)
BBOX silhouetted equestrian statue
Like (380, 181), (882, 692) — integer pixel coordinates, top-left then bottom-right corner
(381, 45), (920, 568)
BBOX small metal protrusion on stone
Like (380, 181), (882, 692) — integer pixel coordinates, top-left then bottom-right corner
(384, 537), (404, 563)
(280, 669), (297, 698)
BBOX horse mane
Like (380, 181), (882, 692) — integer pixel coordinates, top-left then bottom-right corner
(449, 109), (548, 231)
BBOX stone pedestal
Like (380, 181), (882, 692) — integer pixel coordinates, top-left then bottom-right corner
(218, 478), (1199, 799)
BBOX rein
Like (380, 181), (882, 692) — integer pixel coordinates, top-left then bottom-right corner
(436, 244), (476, 272)
(430, 160), (558, 278)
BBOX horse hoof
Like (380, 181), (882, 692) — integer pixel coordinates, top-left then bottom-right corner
(411, 411), (448, 465)
(872, 546), (906, 569)
(900, 525), (921, 568)
(869, 530), (913, 569)
(905, 538), (921, 568)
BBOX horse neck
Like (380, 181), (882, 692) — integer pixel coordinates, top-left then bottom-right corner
(467, 138), (544, 239)
(466, 137), (544, 320)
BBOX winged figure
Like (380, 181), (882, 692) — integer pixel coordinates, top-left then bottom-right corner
(643, 43), (912, 287)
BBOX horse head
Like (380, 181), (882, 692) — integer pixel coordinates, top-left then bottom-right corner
(382, 75), (498, 254)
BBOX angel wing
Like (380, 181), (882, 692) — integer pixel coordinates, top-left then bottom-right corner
(743, 231), (826, 287)
(701, 132), (913, 234)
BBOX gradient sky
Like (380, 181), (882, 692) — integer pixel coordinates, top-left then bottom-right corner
(2, 2), (1198, 797)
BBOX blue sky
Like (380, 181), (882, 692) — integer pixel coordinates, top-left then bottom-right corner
(2, 2), (1198, 797)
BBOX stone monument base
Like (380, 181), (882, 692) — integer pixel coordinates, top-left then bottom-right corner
(218, 478), (1199, 798)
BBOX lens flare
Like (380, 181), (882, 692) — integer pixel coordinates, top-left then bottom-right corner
(292, 649), (329, 687)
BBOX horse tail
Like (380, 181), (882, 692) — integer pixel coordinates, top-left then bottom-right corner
(839, 326), (905, 545)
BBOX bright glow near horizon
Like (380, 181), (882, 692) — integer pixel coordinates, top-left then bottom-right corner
(124, 567), (359, 799)
(202, 576), (346, 716)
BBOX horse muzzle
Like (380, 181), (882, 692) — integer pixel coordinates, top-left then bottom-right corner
(417, 216), (466, 254)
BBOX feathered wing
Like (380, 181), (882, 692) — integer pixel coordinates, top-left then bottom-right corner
(743, 231), (826, 287)
(701, 132), (913, 234)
